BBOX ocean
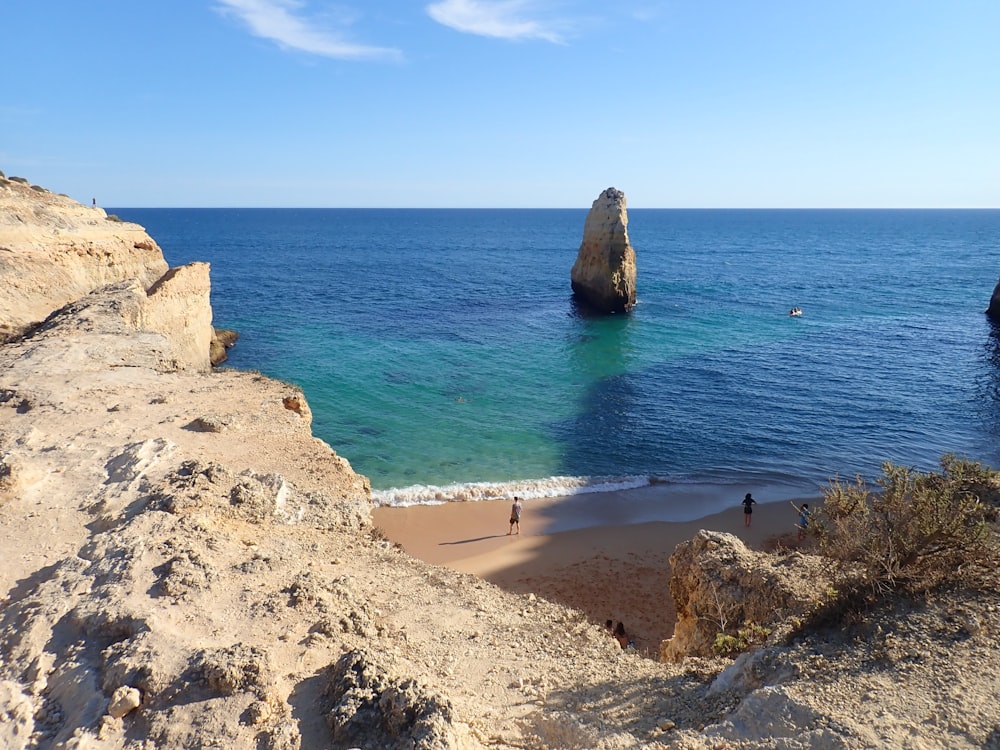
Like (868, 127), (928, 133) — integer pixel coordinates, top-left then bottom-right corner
(112, 208), (1000, 511)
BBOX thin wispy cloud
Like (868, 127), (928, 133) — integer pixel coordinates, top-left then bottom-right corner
(215, 0), (402, 61)
(426, 0), (568, 43)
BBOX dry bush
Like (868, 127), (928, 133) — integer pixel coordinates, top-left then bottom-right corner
(813, 454), (999, 595)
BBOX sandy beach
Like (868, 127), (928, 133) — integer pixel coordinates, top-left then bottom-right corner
(373, 485), (821, 654)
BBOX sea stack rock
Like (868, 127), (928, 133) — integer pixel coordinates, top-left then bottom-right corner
(988, 277), (1000, 321)
(570, 187), (637, 313)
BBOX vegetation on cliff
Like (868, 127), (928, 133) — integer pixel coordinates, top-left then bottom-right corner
(814, 454), (1000, 596)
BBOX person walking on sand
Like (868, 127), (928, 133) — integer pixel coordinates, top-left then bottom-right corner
(508, 496), (523, 535)
(742, 492), (757, 527)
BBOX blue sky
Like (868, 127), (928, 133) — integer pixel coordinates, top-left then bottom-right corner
(2, 1), (998, 208)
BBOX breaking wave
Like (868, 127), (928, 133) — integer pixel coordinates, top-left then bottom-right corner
(372, 475), (654, 508)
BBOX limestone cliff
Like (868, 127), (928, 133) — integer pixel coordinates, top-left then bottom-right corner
(0, 177), (218, 371)
(142, 263), (214, 372)
(570, 187), (637, 313)
(0, 176), (168, 341)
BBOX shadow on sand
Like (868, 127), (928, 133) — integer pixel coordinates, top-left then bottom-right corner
(438, 534), (509, 546)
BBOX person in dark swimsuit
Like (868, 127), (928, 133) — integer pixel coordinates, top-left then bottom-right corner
(742, 492), (757, 527)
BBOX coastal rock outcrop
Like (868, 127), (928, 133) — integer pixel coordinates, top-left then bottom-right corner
(660, 530), (831, 662)
(0, 176), (222, 371)
(142, 263), (214, 372)
(570, 187), (636, 313)
(0, 176), (168, 341)
(210, 328), (239, 366)
(988, 277), (1000, 320)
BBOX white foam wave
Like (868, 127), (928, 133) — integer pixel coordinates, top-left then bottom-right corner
(372, 475), (653, 508)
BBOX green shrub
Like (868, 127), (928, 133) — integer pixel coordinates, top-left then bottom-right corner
(814, 455), (999, 594)
(9, 176), (28, 184)
(106, 214), (122, 222)
(713, 623), (771, 657)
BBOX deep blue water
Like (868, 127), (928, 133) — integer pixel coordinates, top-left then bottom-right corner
(112, 208), (1000, 507)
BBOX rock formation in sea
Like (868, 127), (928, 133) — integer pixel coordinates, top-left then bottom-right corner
(988, 277), (1000, 320)
(570, 187), (637, 313)
(210, 328), (239, 366)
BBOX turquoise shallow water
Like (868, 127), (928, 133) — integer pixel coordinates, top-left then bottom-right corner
(114, 208), (1000, 507)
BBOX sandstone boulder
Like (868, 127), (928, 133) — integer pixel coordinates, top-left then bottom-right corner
(659, 530), (831, 662)
(210, 328), (239, 366)
(107, 685), (141, 718)
(570, 187), (636, 313)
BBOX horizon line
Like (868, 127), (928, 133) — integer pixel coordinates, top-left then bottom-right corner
(103, 205), (1000, 211)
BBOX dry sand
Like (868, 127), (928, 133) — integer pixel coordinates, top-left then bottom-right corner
(373, 488), (820, 654)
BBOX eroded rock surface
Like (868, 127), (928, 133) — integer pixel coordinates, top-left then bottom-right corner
(570, 187), (637, 313)
(0, 177), (168, 341)
(323, 649), (458, 750)
(660, 530), (830, 662)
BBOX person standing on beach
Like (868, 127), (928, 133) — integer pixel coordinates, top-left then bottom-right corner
(792, 501), (810, 541)
(508, 496), (523, 535)
(742, 493), (757, 527)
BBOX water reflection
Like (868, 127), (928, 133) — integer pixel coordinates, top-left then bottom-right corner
(568, 295), (634, 322)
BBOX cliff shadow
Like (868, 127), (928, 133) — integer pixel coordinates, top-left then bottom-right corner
(546, 310), (648, 479)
